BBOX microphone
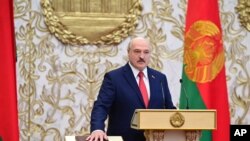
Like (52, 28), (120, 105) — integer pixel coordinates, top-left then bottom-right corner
(179, 79), (189, 109)
(160, 81), (166, 109)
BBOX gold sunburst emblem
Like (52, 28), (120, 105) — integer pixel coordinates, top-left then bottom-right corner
(235, 0), (250, 31)
(184, 20), (225, 83)
(41, 0), (142, 45)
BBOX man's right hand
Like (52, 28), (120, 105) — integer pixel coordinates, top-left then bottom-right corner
(86, 130), (108, 141)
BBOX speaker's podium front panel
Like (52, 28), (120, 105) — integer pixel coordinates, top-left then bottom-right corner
(131, 109), (216, 141)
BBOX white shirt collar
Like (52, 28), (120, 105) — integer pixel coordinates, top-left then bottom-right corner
(128, 62), (148, 79)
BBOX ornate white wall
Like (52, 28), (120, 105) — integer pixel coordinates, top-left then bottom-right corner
(14, 0), (250, 140)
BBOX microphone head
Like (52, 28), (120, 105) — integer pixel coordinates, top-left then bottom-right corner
(179, 79), (183, 83)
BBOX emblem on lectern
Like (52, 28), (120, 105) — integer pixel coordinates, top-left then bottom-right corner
(170, 112), (185, 127)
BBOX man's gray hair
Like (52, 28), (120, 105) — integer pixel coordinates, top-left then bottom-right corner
(127, 37), (151, 52)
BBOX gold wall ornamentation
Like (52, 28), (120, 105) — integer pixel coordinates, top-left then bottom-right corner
(235, 0), (250, 31)
(40, 0), (142, 45)
(221, 0), (250, 124)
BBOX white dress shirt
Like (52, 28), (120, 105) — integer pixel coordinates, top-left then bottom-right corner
(129, 62), (150, 99)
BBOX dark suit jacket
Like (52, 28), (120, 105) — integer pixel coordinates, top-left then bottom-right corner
(90, 63), (175, 141)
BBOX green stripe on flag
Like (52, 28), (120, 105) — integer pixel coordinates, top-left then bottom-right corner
(179, 70), (206, 109)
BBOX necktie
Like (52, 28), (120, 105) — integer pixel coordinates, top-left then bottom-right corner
(138, 71), (149, 108)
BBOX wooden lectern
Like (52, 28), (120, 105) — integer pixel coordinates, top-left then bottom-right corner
(131, 109), (216, 141)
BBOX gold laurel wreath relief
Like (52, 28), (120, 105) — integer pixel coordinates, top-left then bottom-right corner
(235, 0), (250, 31)
(41, 0), (142, 45)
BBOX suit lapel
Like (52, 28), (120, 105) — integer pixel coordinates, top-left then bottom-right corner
(123, 63), (145, 107)
(147, 68), (158, 108)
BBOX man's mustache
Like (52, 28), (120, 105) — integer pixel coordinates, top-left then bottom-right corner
(137, 59), (145, 63)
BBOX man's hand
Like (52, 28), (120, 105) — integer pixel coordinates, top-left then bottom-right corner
(86, 130), (108, 141)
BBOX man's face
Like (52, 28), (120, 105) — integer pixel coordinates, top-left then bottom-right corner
(128, 38), (151, 71)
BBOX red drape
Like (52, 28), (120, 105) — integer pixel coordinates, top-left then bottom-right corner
(0, 0), (19, 140)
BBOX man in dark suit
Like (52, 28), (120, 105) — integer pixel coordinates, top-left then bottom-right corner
(87, 37), (176, 141)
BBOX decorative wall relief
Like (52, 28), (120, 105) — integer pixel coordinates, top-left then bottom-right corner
(41, 0), (142, 45)
(235, 0), (250, 31)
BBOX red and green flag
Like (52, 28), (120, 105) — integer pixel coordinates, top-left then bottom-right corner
(0, 0), (19, 140)
(179, 0), (230, 141)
